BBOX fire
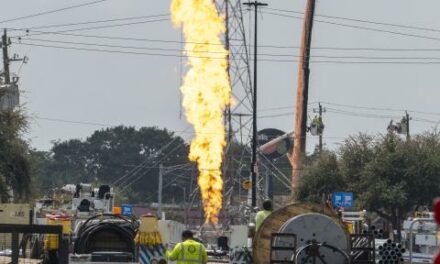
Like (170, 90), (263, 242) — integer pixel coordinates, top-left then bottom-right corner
(171, 0), (231, 224)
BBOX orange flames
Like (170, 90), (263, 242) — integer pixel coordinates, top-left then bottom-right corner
(171, 0), (231, 224)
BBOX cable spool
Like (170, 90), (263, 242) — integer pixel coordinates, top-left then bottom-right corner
(253, 203), (348, 264)
(276, 213), (348, 263)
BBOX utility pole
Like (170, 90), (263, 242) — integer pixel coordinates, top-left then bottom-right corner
(313, 102), (326, 152)
(318, 103), (324, 152)
(291, 0), (316, 199)
(2, 29), (11, 84)
(405, 111), (410, 141)
(157, 164), (163, 218)
(243, 0), (267, 208)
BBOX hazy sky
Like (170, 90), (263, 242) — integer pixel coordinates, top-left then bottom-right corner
(2, 0), (440, 152)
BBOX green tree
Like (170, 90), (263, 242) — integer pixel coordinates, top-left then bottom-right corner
(338, 133), (375, 194)
(298, 131), (440, 239)
(356, 133), (440, 238)
(0, 109), (32, 202)
(298, 151), (345, 203)
(33, 126), (190, 204)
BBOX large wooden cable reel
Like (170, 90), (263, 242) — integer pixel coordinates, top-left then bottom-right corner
(253, 203), (349, 264)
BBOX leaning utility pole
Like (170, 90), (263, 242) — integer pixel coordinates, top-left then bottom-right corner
(2, 29), (11, 84)
(243, 0), (267, 208)
(291, 0), (316, 199)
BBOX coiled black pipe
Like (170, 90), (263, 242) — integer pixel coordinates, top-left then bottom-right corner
(74, 214), (139, 254)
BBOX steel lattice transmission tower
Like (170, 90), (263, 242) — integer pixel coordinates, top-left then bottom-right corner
(216, 0), (255, 225)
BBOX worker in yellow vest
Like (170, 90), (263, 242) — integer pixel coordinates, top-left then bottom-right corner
(255, 200), (273, 231)
(166, 230), (208, 264)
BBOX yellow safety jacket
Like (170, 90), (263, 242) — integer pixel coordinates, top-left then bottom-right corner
(166, 239), (208, 264)
(255, 210), (272, 231)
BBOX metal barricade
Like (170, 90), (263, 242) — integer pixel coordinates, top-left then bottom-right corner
(0, 224), (67, 264)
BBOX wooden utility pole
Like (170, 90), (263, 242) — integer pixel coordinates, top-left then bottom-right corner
(243, 1), (267, 208)
(291, 0), (316, 199)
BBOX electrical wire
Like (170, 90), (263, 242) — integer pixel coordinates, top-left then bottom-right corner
(261, 11), (440, 43)
(118, 143), (185, 192)
(13, 26), (440, 53)
(265, 7), (440, 34)
(36, 117), (112, 127)
(9, 14), (169, 31)
(16, 37), (228, 54)
(14, 41), (440, 65)
(112, 127), (190, 187)
(326, 108), (398, 119)
(18, 18), (170, 37)
(0, 0), (109, 25)
(320, 101), (440, 117)
(12, 41), (227, 60)
(20, 37), (440, 61)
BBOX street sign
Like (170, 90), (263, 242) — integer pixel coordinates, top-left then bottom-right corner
(332, 192), (353, 208)
(121, 204), (133, 216)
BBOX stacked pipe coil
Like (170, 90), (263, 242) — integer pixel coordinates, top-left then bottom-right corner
(377, 239), (405, 264)
(363, 225), (385, 239)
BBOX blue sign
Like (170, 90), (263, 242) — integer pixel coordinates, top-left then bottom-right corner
(121, 204), (133, 216)
(332, 192), (353, 208)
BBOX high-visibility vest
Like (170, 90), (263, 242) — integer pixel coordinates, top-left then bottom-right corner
(255, 210), (272, 231)
(167, 239), (207, 264)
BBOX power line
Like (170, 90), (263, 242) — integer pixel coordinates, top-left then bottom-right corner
(14, 27), (440, 53)
(15, 37), (227, 54)
(15, 18), (169, 37)
(36, 117), (112, 127)
(325, 107), (440, 124)
(11, 29), (225, 46)
(265, 7), (440, 34)
(275, 59), (440, 64)
(0, 0), (109, 25)
(112, 126), (192, 187)
(262, 11), (440, 43)
(321, 101), (440, 116)
(9, 14), (169, 31)
(14, 41), (440, 65)
(119, 143), (186, 191)
(11, 41), (227, 59)
(20, 37), (440, 60)
(326, 108), (398, 119)
(413, 117), (439, 124)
